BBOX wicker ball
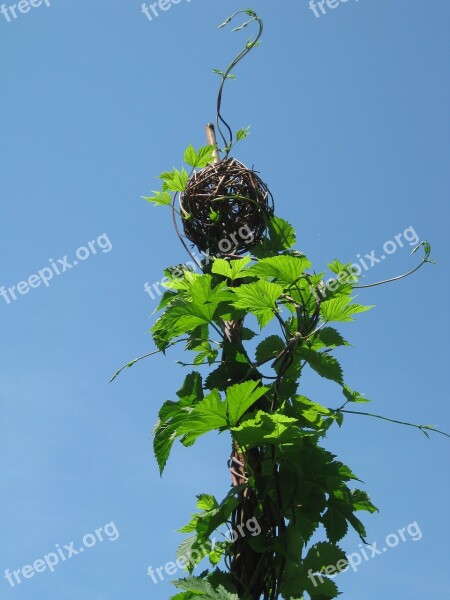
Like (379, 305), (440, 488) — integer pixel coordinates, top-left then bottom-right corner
(179, 157), (274, 255)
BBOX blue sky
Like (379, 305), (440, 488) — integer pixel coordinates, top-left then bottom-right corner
(0, 1), (449, 599)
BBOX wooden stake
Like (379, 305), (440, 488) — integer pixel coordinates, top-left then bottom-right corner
(205, 122), (220, 163)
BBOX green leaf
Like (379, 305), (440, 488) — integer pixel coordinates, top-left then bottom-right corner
(177, 372), (204, 403)
(288, 396), (331, 429)
(154, 402), (191, 474)
(328, 259), (354, 277)
(255, 335), (285, 364)
(211, 256), (252, 280)
(153, 373), (204, 473)
(247, 255), (311, 286)
(209, 208), (219, 222)
(269, 216), (296, 250)
(159, 168), (189, 192)
(142, 190), (172, 206)
(251, 216), (297, 257)
(196, 145), (217, 168)
(179, 389), (228, 446)
(192, 342), (219, 366)
(231, 280), (283, 328)
(241, 327), (257, 340)
(152, 276), (231, 349)
(212, 68), (236, 80)
(312, 327), (350, 349)
(236, 126), (250, 141)
(173, 577), (239, 599)
(152, 300), (214, 350)
(342, 386), (370, 404)
(304, 541), (348, 573)
(183, 145), (197, 167)
(208, 541), (226, 566)
(321, 486), (376, 543)
(196, 494), (219, 512)
(176, 537), (210, 573)
(298, 349), (343, 385)
(350, 489), (378, 513)
(321, 504), (349, 543)
(204, 345), (252, 391)
(304, 573), (339, 598)
(320, 297), (373, 323)
(232, 411), (304, 448)
(187, 275), (230, 306)
(225, 380), (269, 426)
(184, 145), (217, 169)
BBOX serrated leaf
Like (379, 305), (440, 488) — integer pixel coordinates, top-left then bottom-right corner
(211, 256), (252, 280)
(142, 190), (172, 206)
(208, 541), (226, 566)
(268, 216), (296, 250)
(321, 297), (373, 322)
(153, 373), (205, 473)
(160, 168), (189, 192)
(232, 411), (304, 448)
(184, 145), (216, 169)
(176, 372), (204, 403)
(255, 335), (285, 364)
(251, 216), (296, 257)
(321, 505), (349, 543)
(179, 389), (228, 446)
(350, 489), (378, 513)
(184, 145), (197, 167)
(173, 577), (239, 599)
(152, 300), (214, 350)
(247, 255), (311, 287)
(304, 541), (348, 573)
(289, 396), (331, 429)
(304, 573), (339, 598)
(241, 327), (257, 340)
(176, 537), (210, 573)
(231, 280), (283, 328)
(195, 145), (217, 168)
(298, 349), (343, 385)
(313, 327), (350, 349)
(154, 402), (191, 474)
(328, 259), (352, 276)
(196, 494), (219, 512)
(225, 380), (269, 426)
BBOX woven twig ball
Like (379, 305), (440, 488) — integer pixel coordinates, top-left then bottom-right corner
(179, 157), (274, 255)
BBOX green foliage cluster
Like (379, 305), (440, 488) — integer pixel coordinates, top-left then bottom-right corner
(150, 214), (379, 599)
(114, 10), (443, 598)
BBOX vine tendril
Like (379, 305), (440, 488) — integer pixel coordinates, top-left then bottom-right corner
(215, 9), (263, 156)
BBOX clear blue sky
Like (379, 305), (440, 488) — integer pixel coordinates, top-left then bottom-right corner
(1, 1), (449, 599)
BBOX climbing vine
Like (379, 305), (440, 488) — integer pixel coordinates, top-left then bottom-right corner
(113, 9), (446, 600)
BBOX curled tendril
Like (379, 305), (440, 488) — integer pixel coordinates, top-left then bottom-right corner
(353, 241), (435, 289)
(215, 9), (263, 156)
